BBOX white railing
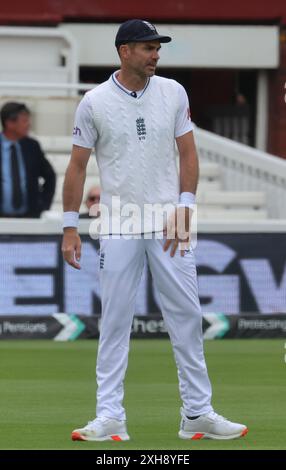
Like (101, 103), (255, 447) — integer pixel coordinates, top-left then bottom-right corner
(195, 127), (286, 219)
(0, 218), (286, 235)
(0, 82), (98, 92)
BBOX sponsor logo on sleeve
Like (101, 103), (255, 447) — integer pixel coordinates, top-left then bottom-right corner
(73, 126), (82, 136)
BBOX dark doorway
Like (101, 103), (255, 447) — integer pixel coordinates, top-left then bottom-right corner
(80, 66), (257, 146)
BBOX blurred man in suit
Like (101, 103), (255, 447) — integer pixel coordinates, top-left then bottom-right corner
(0, 102), (56, 217)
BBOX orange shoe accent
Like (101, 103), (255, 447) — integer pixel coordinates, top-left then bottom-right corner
(191, 433), (204, 440)
(71, 431), (86, 441)
(241, 428), (248, 437)
(111, 435), (122, 441)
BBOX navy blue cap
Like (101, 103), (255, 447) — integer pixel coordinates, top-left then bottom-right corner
(115, 19), (172, 47)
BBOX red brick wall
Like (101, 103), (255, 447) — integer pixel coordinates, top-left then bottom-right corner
(0, 0), (286, 25)
(268, 30), (286, 158)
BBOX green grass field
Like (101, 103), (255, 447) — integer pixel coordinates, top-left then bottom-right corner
(0, 339), (285, 450)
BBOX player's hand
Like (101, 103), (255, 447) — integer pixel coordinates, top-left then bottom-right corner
(163, 206), (191, 257)
(62, 228), (82, 269)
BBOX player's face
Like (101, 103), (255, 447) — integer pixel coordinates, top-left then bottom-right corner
(127, 41), (161, 78)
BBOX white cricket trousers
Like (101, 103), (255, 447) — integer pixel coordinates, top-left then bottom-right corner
(96, 237), (213, 420)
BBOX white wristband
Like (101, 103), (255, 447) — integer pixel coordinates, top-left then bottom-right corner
(63, 211), (79, 229)
(178, 192), (196, 207)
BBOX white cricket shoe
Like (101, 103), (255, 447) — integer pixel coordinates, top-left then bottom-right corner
(179, 409), (248, 440)
(71, 417), (130, 442)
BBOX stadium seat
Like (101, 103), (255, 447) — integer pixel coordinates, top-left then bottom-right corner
(43, 140), (268, 219)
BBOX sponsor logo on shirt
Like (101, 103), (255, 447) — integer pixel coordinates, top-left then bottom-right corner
(73, 126), (82, 136)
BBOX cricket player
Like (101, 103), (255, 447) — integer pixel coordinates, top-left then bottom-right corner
(62, 19), (248, 441)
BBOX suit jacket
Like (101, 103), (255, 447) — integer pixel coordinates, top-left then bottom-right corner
(0, 134), (56, 218)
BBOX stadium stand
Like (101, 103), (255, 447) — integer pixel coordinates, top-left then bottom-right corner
(1, 26), (286, 222)
(40, 133), (271, 220)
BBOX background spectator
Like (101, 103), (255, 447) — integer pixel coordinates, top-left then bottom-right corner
(79, 185), (101, 218)
(0, 102), (56, 218)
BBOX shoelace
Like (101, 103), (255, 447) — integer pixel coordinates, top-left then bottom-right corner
(207, 411), (228, 423)
(85, 419), (97, 430)
(85, 417), (109, 430)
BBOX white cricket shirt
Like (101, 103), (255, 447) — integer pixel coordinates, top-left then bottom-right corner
(73, 73), (193, 234)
